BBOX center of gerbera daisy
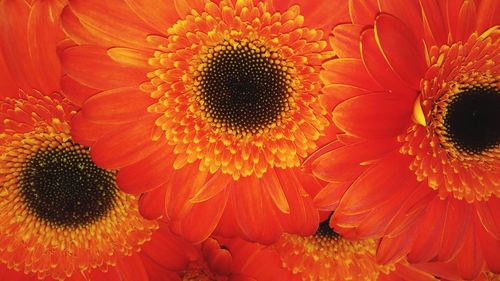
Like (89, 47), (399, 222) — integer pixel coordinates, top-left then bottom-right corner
(315, 218), (341, 239)
(194, 39), (294, 135)
(443, 85), (500, 154)
(18, 141), (117, 228)
(275, 219), (394, 280)
(182, 271), (213, 281)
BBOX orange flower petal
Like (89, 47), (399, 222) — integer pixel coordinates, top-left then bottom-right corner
(321, 58), (381, 91)
(117, 146), (176, 194)
(348, 0), (379, 25)
(116, 255), (149, 281)
(90, 116), (164, 169)
(374, 13), (426, 88)
(62, 45), (150, 90)
(83, 87), (155, 123)
(330, 23), (364, 58)
(61, 75), (99, 106)
(333, 92), (413, 138)
(360, 28), (417, 95)
(311, 139), (399, 182)
(68, 0), (154, 49)
(124, 0), (181, 33)
(139, 187), (166, 220)
(456, 223), (483, 279)
(179, 188), (230, 243)
(71, 112), (127, 146)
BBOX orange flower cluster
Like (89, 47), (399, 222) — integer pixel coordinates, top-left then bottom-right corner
(0, 0), (498, 280)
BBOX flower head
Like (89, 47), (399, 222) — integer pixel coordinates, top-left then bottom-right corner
(61, 0), (348, 243)
(309, 0), (500, 279)
(0, 1), (198, 279)
(222, 215), (437, 281)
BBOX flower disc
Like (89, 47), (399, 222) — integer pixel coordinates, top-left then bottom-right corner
(0, 92), (157, 280)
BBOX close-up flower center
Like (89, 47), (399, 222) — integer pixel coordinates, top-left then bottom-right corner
(146, 0), (329, 178)
(18, 141), (117, 228)
(274, 219), (393, 280)
(401, 29), (499, 202)
(0, 93), (157, 280)
(194, 39), (294, 136)
(441, 85), (499, 155)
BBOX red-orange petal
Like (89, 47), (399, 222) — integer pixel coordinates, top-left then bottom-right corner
(330, 23), (364, 58)
(311, 138), (399, 182)
(321, 58), (382, 91)
(27, 0), (66, 94)
(141, 222), (196, 271)
(179, 188), (230, 243)
(336, 152), (411, 215)
(68, 0), (154, 49)
(124, 0), (181, 33)
(374, 13), (426, 88)
(456, 222), (483, 279)
(0, 1), (38, 91)
(82, 87), (154, 123)
(360, 28), (417, 96)
(139, 186), (166, 220)
(62, 45), (149, 90)
(332, 92), (413, 138)
(117, 146), (176, 194)
(90, 116), (164, 169)
(230, 176), (283, 244)
(70, 112), (128, 146)
(476, 0), (500, 34)
(348, 0), (379, 25)
(61, 75), (99, 106)
(276, 169), (319, 236)
(116, 255), (149, 281)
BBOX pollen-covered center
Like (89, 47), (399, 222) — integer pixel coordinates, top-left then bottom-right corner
(443, 85), (500, 154)
(18, 141), (117, 228)
(194, 40), (294, 135)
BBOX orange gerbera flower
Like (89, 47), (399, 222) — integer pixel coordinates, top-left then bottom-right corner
(60, 0), (348, 243)
(223, 215), (437, 281)
(308, 0), (500, 279)
(0, 2), (200, 280)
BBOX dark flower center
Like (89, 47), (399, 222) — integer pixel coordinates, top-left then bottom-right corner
(18, 142), (117, 228)
(443, 85), (500, 154)
(315, 217), (340, 239)
(196, 40), (293, 135)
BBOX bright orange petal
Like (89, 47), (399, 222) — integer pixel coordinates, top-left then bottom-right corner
(62, 45), (150, 90)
